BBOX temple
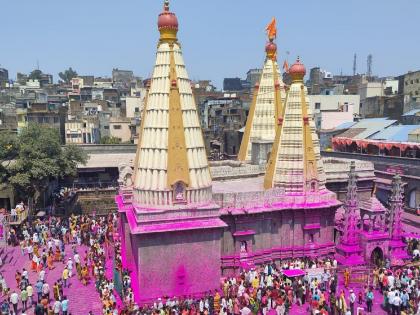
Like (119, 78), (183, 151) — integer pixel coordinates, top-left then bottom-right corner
(117, 0), (226, 302)
(335, 161), (364, 265)
(238, 19), (286, 162)
(116, 1), (410, 303)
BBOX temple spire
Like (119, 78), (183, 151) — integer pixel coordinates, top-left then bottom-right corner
(341, 161), (360, 245)
(264, 57), (325, 192)
(238, 18), (286, 161)
(389, 174), (404, 240)
(132, 1), (212, 207)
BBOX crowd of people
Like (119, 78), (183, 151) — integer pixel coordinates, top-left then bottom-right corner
(1, 207), (419, 315)
(0, 212), (120, 315)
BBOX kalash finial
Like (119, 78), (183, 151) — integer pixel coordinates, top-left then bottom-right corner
(265, 17), (277, 60)
(158, 0), (179, 42)
(289, 56), (306, 82)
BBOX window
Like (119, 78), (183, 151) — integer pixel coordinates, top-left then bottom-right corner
(134, 107), (139, 113)
(113, 125), (121, 129)
(104, 126), (109, 130)
(315, 102), (321, 110)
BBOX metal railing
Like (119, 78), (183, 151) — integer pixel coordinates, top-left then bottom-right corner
(3, 209), (29, 225)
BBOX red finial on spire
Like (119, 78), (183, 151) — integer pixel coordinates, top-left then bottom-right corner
(289, 56), (306, 81)
(158, 0), (178, 33)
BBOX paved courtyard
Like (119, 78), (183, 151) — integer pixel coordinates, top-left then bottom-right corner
(0, 245), (104, 315)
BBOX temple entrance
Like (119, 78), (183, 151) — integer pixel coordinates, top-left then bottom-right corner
(370, 247), (384, 267)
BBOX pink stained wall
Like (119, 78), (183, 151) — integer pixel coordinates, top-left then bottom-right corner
(133, 228), (223, 302)
(219, 207), (337, 273)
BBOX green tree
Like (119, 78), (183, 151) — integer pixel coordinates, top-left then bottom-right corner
(100, 136), (121, 144)
(2, 124), (87, 206)
(0, 130), (18, 183)
(28, 69), (43, 81)
(58, 67), (78, 84)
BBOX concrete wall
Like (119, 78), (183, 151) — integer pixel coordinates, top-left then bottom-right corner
(319, 108), (354, 130)
(309, 95), (360, 115)
(403, 71), (420, 104)
(358, 82), (384, 101)
(125, 96), (144, 118)
(220, 207), (336, 274)
(109, 119), (131, 143)
(134, 228), (222, 302)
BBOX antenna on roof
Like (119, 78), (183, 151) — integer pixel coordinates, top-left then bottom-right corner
(367, 54), (372, 77)
(353, 53), (357, 76)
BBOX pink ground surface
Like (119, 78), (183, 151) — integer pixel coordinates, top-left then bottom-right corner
(290, 276), (389, 314)
(0, 245), (104, 315)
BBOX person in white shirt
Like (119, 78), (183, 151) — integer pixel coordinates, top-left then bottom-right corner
(67, 258), (73, 277)
(42, 282), (50, 299)
(413, 248), (420, 260)
(349, 289), (357, 315)
(388, 274), (395, 289)
(39, 269), (46, 281)
(53, 299), (61, 315)
(26, 284), (33, 307)
(10, 290), (19, 314)
(393, 292), (401, 314)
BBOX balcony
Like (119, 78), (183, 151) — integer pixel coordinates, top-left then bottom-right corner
(3, 208), (28, 226)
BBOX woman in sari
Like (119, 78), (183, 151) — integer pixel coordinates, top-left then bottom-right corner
(47, 253), (55, 270)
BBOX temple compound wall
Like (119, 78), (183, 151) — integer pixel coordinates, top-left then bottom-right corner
(219, 207), (337, 275)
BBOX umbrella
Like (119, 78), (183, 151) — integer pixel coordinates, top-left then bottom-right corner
(36, 211), (46, 217)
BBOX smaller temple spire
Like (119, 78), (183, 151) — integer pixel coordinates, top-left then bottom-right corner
(389, 174), (404, 240)
(341, 161), (360, 245)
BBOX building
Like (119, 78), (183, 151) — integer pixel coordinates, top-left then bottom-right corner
(402, 108), (420, 125)
(359, 95), (404, 121)
(403, 70), (420, 105)
(112, 68), (134, 88)
(332, 118), (420, 159)
(116, 5), (410, 304)
(237, 32), (286, 162)
(246, 68), (262, 89)
(65, 119), (100, 144)
(0, 104), (17, 132)
(308, 94), (360, 129)
(26, 102), (67, 142)
(0, 68), (9, 88)
(125, 95), (145, 119)
(201, 97), (247, 156)
(223, 78), (243, 92)
(109, 117), (131, 143)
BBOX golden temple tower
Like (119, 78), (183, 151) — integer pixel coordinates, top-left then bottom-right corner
(264, 57), (326, 192)
(133, 0), (212, 206)
(238, 18), (286, 161)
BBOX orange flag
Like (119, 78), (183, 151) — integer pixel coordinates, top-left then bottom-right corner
(283, 60), (289, 72)
(266, 18), (277, 40)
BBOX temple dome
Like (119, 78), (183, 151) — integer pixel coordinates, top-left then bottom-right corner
(289, 57), (306, 81)
(265, 41), (277, 59)
(158, 0), (178, 40)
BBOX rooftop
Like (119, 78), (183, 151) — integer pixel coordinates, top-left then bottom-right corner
(336, 118), (397, 139)
(370, 125), (420, 142)
(402, 108), (420, 116)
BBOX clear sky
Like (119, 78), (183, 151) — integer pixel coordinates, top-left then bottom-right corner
(1, 0), (419, 89)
